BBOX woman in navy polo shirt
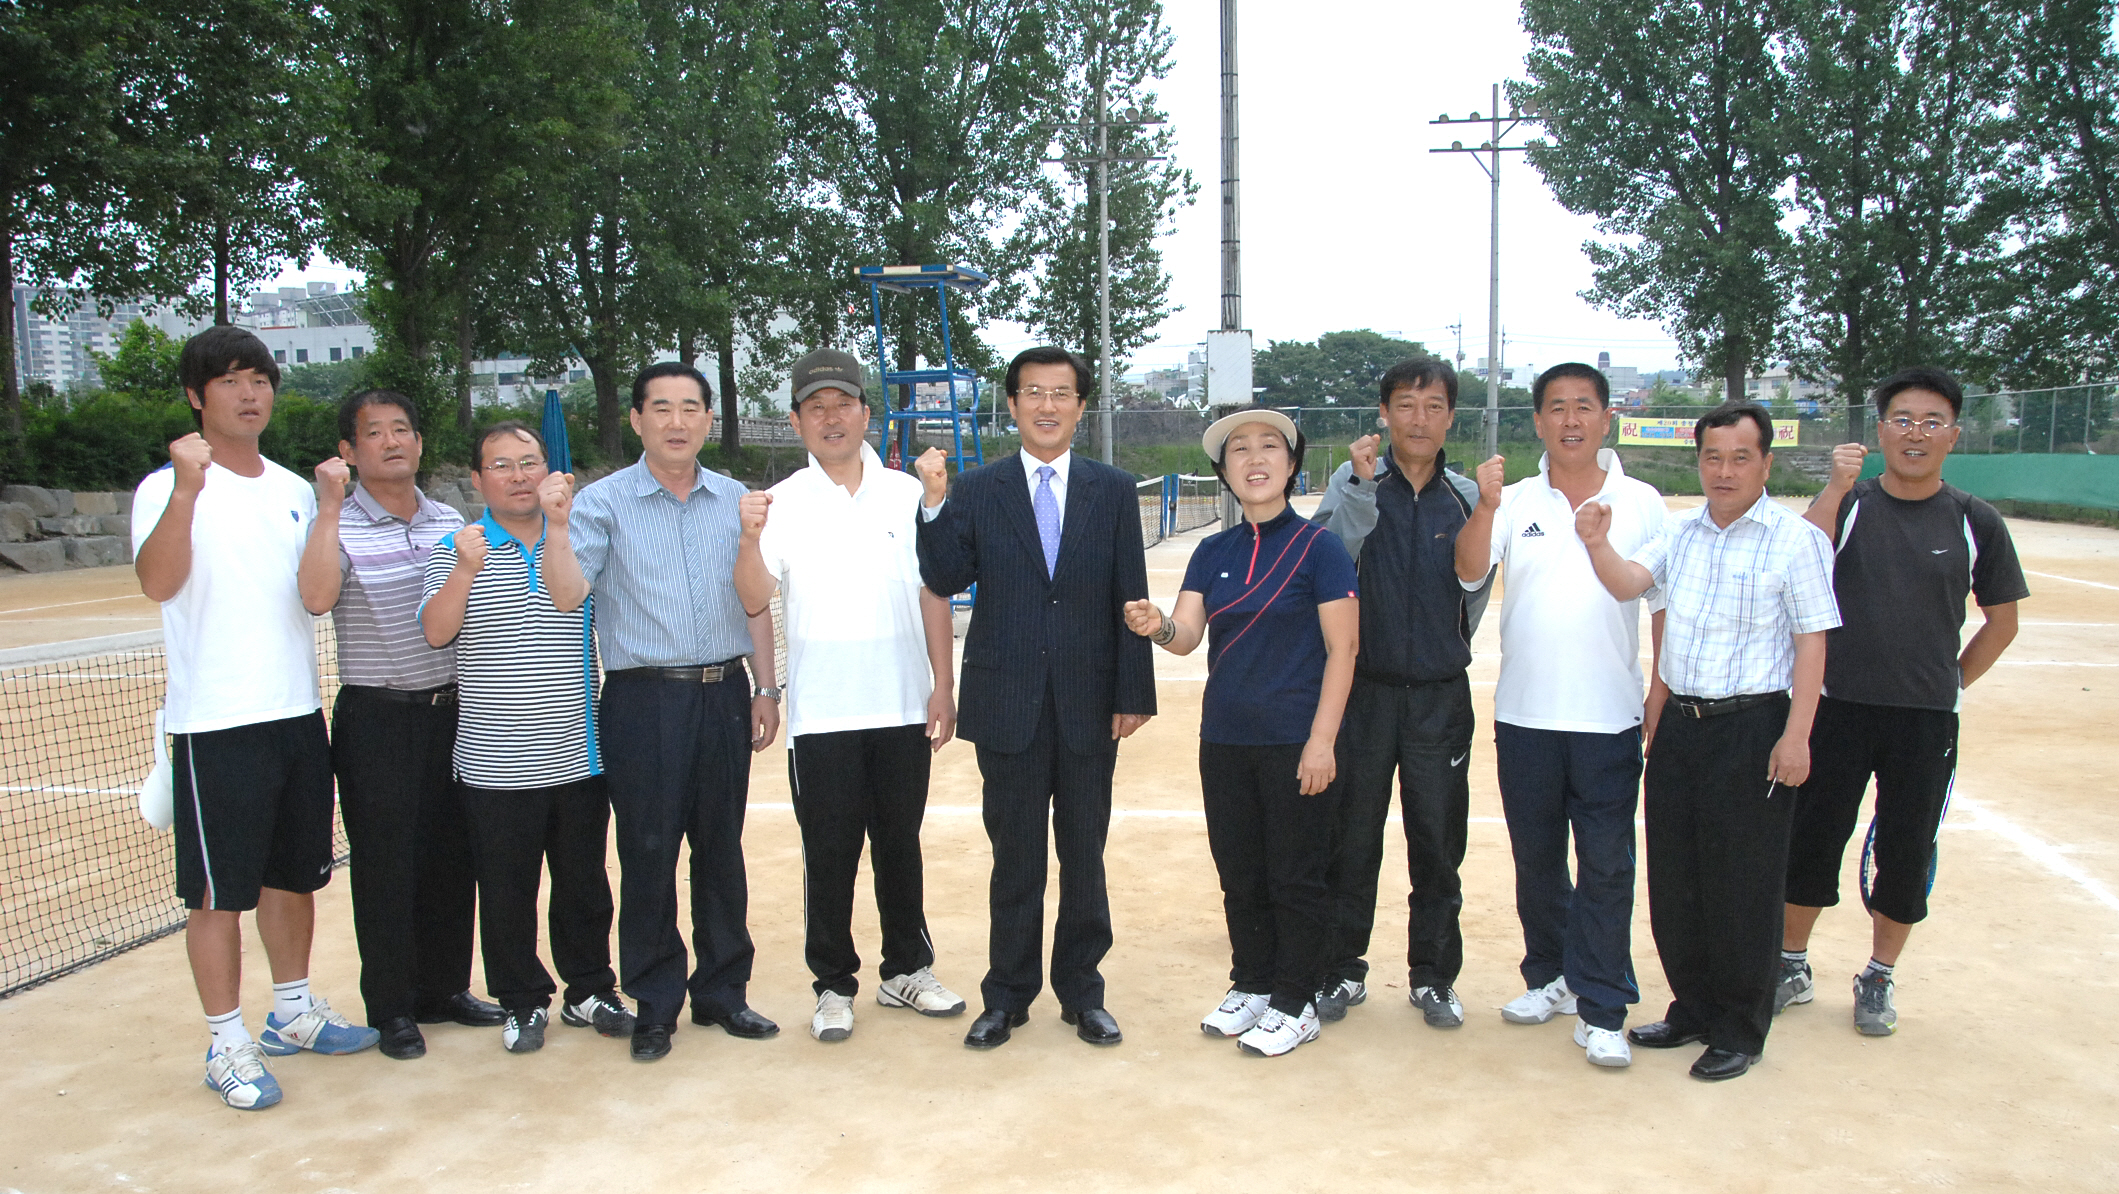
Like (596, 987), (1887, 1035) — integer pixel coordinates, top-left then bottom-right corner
(1124, 406), (1359, 1057)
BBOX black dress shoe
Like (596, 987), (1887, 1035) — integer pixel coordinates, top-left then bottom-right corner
(963, 1007), (1029, 1049)
(1627, 1020), (1708, 1049)
(631, 1023), (673, 1062)
(1061, 1007), (1123, 1045)
(690, 1005), (779, 1038)
(414, 991), (507, 1027)
(1690, 1046), (1760, 1081)
(376, 1016), (426, 1060)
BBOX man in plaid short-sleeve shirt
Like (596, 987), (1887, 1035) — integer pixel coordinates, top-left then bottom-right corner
(1577, 400), (1840, 1082)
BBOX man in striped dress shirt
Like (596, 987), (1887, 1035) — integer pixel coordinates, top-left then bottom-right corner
(1578, 401), (1841, 1082)
(420, 422), (632, 1056)
(296, 389), (502, 1060)
(570, 362), (783, 1062)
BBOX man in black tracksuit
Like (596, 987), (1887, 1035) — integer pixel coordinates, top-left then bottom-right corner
(1312, 357), (1492, 1027)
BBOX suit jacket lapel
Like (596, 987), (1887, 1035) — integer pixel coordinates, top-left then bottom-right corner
(996, 453), (1046, 571)
(1054, 460), (1096, 583)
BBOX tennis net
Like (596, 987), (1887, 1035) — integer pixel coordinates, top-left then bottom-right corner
(1136, 477), (1168, 548)
(0, 620), (350, 999)
(1171, 474), (1222, 535)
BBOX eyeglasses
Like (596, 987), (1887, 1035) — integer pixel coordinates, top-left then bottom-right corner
(482, 456), (548, 475)
(1884, 415), (1954, 436)
(1017, 386), (1079, 403)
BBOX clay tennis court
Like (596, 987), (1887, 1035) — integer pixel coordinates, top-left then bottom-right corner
(3, 494), (2116, 1192)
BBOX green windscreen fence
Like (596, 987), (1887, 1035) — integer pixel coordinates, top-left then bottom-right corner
(1858, 453), (2119, 510)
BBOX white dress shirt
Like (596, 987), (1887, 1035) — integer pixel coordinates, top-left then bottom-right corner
(1629, 491), (1841, 698)
(920, 447), (1072, 526)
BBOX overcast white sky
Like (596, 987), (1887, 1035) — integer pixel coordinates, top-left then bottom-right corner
(274, 0), (1688, 378)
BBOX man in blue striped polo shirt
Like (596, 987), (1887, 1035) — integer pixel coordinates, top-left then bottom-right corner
(296, 389), (502, 1060)
(420, 422), (632, 1055)
(571, 363), (783, 1062)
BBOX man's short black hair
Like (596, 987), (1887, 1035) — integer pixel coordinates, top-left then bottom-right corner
(473, 421), (547, 471)
(1873, 366), (1963, 419)
(1695, 400), (1775, 454)
(1379, 357), (1458, 409)
(338, 388), (421, 445)
(1207, 409), (1309, 501)
(179, 326), (280, 428)
(1532, 362), (1610, 412)
(1004, 346), (1092, 400)
(630, 361), (713, 412)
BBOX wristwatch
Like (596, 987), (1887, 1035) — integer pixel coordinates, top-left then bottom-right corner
(754, 686), (783, 700)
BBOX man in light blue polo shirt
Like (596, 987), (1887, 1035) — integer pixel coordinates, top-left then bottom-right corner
(570, 362), (783, 1062)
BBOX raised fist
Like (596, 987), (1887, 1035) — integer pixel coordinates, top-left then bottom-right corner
(1349, 434), (1381, 481)
(913, 447), (948, 507)
(169, 433), (213, 497)
(739, 490), (772, 540)
(1123, 598), (1164, 639)
(1574, 500), (1612, 549)
(454, 524), (489, 574)
(314, 456), (351, 507)
(537, 471), (575, 521)
(1828, 443), (1866, 489)
(1475, 454), (1505, 509)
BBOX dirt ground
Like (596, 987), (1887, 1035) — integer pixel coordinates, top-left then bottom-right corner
(4, 496), (2119, 1192)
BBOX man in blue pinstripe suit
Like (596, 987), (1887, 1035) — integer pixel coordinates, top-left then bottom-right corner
(914, 346), (1157, 1050)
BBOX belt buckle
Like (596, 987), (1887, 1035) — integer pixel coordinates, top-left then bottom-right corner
(699, 665), (724, 684)
(1680, 700), (1704, 719)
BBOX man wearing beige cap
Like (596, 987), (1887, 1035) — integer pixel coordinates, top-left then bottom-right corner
(735, 349), (968, 1043)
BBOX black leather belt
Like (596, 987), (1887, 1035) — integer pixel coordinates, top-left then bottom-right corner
(349, 683), (457, 706)
(608, 660), (747, 684)
(1666, 692), (1782, 719)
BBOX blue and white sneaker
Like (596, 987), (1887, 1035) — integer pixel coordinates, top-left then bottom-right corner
(259, 998), (381, 1056)
(203, 1041), (282, 1110)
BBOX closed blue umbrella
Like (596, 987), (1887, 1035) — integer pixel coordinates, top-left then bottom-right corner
(541, 388), (572, 475)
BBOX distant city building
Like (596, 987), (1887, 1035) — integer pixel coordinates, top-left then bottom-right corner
(10, 287), (170, 391)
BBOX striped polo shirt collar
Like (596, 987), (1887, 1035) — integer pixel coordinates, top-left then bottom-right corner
(350, 481), (452, 528)
(624, 455), (715, 500)
(476, 509), (548, 591)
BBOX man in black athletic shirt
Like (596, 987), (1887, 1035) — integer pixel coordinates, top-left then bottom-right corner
(1779, 366), (2027, 1037)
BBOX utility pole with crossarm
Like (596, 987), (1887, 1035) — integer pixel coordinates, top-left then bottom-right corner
(1433, 84), (1540, 459)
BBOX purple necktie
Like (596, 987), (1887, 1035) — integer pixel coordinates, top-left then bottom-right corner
(1033, 465), (1060, 578)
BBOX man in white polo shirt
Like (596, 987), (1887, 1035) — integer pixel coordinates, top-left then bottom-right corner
(1454, 362), (1667, 1069)
(733, 348), (967, 1043)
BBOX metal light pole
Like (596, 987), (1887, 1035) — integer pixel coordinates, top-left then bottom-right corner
(1219, 0), (1240, 332)
(1048, 86), (1163, 466)
(1098, 87), (1113, 464)
(1433, 85), (1539, 459)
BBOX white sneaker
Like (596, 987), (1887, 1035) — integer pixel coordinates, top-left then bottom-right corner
(1201, 989), (1270, 1038)
(876, 967), (967, 1017)
(1501, 976), (1578, 1024)
(1237, 1003), (1321, 1058)
(812, 991), (855, 1042)
(202, 1041), (281, 1110)
(1574, 1019), (1632, 1068)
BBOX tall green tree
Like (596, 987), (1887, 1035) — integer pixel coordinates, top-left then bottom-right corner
(823, 0), (1065, 408)
(314, 0), (621, 447)
(1520, 0), (1794, 403)
(1971, 0), (2119, 387)
(0, 0), (169, 480)
(1254, 330), (1432, 407)
(632, 0), (840, 450)
(130, 0), (322, 326)
(1783, 0), (2009, 440)
(992, 0), (1195, 392)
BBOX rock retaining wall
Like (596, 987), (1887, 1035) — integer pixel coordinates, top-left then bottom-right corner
(0, 486), (134, 573)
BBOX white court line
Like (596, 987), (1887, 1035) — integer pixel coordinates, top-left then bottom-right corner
(749, 796), (2119, 916)
(1, 785), (135, 795)
(1993, 660), (2119, 667)
(1951, 795), (2119, 914)
(0, 595), (143, 617)
(2023, 568), (2119, 593)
